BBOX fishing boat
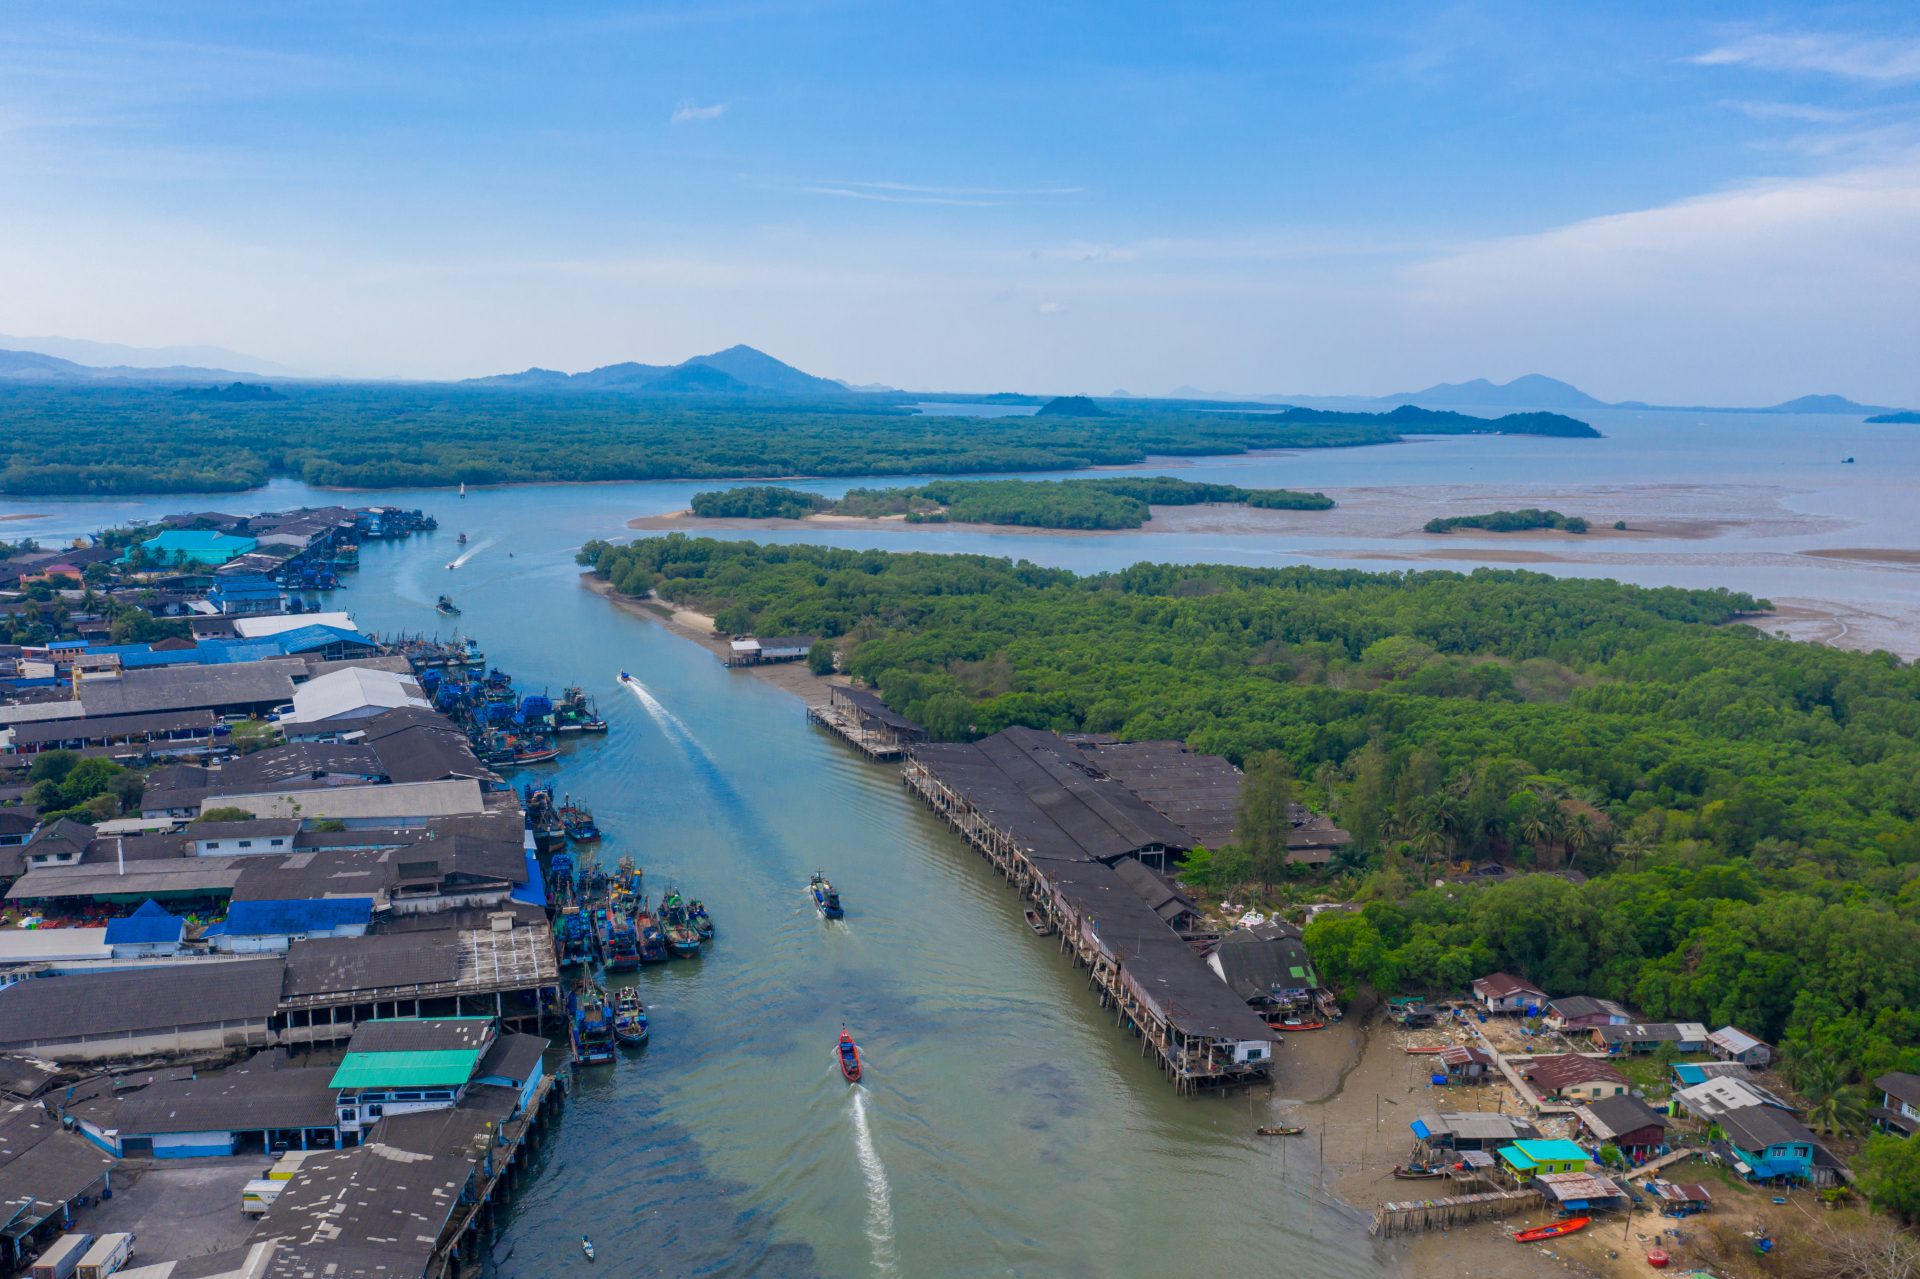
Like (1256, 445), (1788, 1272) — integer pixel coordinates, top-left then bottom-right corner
(688, 899), (714, 940)
(612, 986), (649, 1046)
(512, 743), (561, 765)
(1023, 906), (1051, 936)
(659, 891), (702, 957)
(580, 1236), (593, 1262)
(634, 906), (670, 964)
(603, 915), (641, 970)
(1270, 1017), (1326, 1032)
(559, 798), (600, 842)
(808, 873), (844, 920)
(554, 685), (609, 734)
(1391, 1164), (1446, 1180)
(1255, 1125), (1304, 1137)
(456, 531), (468, 545)
(1403, 1045), (1449, 1054)
(619, 670), (634, 684)
(555, 907), (595, 967)
(569, 980), (617, 1066)
(436, 594), (461, 615)
(837, 1026), (863, 1083)
(1512, 1216), (1590, 1243)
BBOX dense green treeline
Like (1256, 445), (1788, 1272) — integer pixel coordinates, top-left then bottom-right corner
(579, 534), (1920, 1086)
(686, 476), (1334, 530)
(0, 383), (1591, 495)
(1425, 508), (1591, 534)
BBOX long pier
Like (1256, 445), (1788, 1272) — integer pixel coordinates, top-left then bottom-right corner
(902, 753), (1270, 1094)
(1370, 1188), (1543, 1237)
(806, 701), (904, 759)
(429, 1073), (562, 1279)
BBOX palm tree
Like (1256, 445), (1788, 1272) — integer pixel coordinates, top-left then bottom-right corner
(1806, 1083), (1870, 1138)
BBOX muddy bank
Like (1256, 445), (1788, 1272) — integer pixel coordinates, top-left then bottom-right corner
(579, 573), (847, 702)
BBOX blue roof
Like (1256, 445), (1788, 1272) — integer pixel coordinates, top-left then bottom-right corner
(222, 898), (373, 936)
(1674, 1063), (1710, 1086)
(104, 899), (185, 945)
(262, 624), (373, 654)
(509, 849), (549, 909)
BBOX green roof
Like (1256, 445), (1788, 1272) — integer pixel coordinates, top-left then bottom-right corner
(1497, 1139), (1591, 1169)
(330, 1048), (482, 1090)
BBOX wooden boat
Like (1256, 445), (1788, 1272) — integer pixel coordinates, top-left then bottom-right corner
(436, 594), (461, 615)
(559, 800), (600, 842)
(809, 873), (844, 920)
(513, 745), (561, 765)
(1512, 1216), (1590, 1243)
(1254, 1125), (1304, 1137)
(659, 891), (702, 956)
(1391, 1164), (1446, 1180)
(569, 980), (616, 1066)
(689, 900), (714, 940)
(1270, 1017), (1326, 1032)
(580, 1236), (593, 1262)
(837, 1026), (863, 1083)
(1023, 906), (1051, 936)
(613, 986), (649, 1046)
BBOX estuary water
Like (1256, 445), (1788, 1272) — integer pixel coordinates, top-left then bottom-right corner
(5, 408), (1917, 1276)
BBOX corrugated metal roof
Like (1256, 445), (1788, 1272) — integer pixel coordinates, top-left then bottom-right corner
(103, 899), (184, 944)
(222, 897), (373, 936)
(329, 1048), (481, 1089)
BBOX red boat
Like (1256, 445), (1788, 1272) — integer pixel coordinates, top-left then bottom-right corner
(1404, 1046), (1449, 1055)
(837, 1027), (863, 1083)
(1513, 1216), (1590, 1243)
(1269, 1018), (1326, 1032)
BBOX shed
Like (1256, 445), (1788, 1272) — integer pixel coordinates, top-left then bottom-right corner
(1534, 1171), (1626, 1212)
(1439, 1045), (1495, 1080)
(1206, 920), (1316, 1006)
(103, 900), (184, 958)
(1707, 1025), (1772, 1066)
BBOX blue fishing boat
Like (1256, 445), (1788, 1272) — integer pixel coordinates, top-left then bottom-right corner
(659, 891), (702, 958)
(560, 797), (600, 842)
(689, 899), (714, 940)
(634, 902), (671, 964)
(569, 979), (617, 1065)
(809, 873), (844, 920)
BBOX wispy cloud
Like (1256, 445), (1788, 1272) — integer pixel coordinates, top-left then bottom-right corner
(1692, 33), (1920, 83)
(1037, 301), (1063, 314)
(1719, 98), (1865, 124)
(798, 179), (1079, 207)
(670, 101), (726, 124)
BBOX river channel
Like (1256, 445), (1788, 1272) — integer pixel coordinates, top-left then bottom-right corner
(5, 408), (1917, 1275)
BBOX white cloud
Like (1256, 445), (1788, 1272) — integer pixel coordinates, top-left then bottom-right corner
(1719, 98), (1865, 124)
(1037, 301), (1063, 314)
(1692, 33), (1920, 83)
(796, 179), (1079, 207)
(670, 101), (726, 124)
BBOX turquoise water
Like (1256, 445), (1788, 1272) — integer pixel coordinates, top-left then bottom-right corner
(5, 412), (1916, 1275)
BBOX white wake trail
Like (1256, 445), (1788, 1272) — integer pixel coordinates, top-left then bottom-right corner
(849, 1089), (899, 1276)
(620, 677), (705, 759)
(445, 536), (498, 570)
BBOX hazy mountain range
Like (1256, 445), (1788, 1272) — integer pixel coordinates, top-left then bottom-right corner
(0, 336), (1906, 414)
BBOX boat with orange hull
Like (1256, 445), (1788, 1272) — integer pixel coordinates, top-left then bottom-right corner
(837, 1027), (863, 1083)
(1513, 1216), (1590, 1243)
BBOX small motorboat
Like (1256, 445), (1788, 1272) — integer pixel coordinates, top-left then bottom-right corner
(619, 670), (634, 683)
(1392, 1164), (1446, 1180)
(837, 1026), (863, 1083)
(457, 531), (468, 544)
(809, 873), (844, 920)
(1270, 1017), (1326, 1032)
(689, 899), (714, 940)
(1255, 1125), (1304, 1137)
(436, 594), (460, 615)
(1513, 1216), (1590, 1243)
(513, 745), (561, 765)
(1023, 906), (1051, 936)
(580, 1236), (594, 1262)
(1842, 457), (1856, 464)
(613, 986), (649, 1047)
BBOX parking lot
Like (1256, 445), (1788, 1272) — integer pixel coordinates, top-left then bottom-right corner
(79, 1156), (266, 1263)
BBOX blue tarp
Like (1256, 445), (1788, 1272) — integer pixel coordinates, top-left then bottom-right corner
(222, 897), (373, 937)
(510, 850), (549, 909)
(104, 899), (184, 945)
(1410, 1119), (1433, 1141)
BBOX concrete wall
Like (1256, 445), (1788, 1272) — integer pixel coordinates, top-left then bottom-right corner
(153, 1130), (238, 1158)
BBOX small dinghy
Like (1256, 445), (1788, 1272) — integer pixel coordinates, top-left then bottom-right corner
(1392, 1164), (1446, 1179)
(1023, 906), (1051, 936)
(581, 1236), (595, 1262)
(1270, 1017), (1326, 1032)
(837, 1026), (863, 1083)
(1513, 1216), (1590, 1243)
(1255, 1125), (1304, 1137)
(613, 986), (649, 1047)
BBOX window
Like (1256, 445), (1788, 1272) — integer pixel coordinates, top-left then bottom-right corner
(366, 1105), (383, 1118)
(238, 840), (253, 849)
(205, 841), (220, 850)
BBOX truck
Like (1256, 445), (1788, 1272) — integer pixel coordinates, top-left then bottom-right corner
(76, 1234), (134, 1279)
(29, 1234), (92, 1279)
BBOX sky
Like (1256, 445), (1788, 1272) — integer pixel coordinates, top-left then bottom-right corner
(2, 1), (1918, 402)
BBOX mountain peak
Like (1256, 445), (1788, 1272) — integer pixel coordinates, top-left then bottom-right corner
(461, 345), (848, 396)
(1384, 374), (1606, 410)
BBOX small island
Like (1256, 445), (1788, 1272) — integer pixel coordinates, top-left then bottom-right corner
(1034, 394), (1108, 417)
(1424, 508), (1590, 534)
(1866, 410), (1920, 424)
(687, 476), (1334, 531)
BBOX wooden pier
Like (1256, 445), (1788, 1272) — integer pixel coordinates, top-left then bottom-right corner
(1370, 1189), (1543, 1237)
(806, 701), (904, 759)
(902, 753), (1272, 1094)
(429, 1073), (562, 1279)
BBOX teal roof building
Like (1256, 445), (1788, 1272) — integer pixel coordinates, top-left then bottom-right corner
(125, 529), (258, 566)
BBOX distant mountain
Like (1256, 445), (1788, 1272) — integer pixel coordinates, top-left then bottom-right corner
(1035, 395), (1108, 417)
(1760, 394), (1893, 415)
(0, 334), (295, 376)
(464, 345), (851, 396)
(0, 347), (262, 384)
(1380, 374), (1608, 410)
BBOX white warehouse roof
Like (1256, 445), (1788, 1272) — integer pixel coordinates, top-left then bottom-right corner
(284, 667), (427, 725)
(233, 612), (359, 639)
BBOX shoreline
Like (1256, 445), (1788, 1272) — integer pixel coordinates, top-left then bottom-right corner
(579, 573), (849, 702)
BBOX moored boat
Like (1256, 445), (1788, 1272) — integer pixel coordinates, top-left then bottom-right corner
(436, 594), (460, 615)
(613, 986), (649, 1046)
(1513, 1216), (1590, 1243)
(1270, 1017), (1326, 1032)
(837, 1026), (863, 1083)
(1391, 1164), (1446, 1179)
(1023, 906), (1051, 935)
(560, 798), (600, 842)
(659, 890), (701, 956)
(1255, 1125), (1304, 1136)
(808, 873), (844, 920)
(689, 899), (714, 940)
(569, 979), (617, 1065)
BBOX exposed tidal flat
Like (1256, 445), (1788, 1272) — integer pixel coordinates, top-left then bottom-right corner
(2, 406), (1916, 1275)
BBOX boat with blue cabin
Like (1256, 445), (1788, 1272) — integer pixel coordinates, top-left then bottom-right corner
(809, 873), (844, 920)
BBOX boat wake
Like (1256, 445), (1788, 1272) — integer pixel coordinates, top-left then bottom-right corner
(848, 1088), (899, 1275)
(620, 676), (706, 761)
(446, 536), (497, 570)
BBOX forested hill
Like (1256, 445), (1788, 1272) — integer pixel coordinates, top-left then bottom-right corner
(580, 534), (1920, 1090)
(0, 382), (1596, 495)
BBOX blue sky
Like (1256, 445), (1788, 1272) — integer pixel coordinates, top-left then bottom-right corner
(2, 2), (1918, 401)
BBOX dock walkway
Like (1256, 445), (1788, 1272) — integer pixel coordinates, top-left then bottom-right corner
(806, 701), (904, 759)
(1370, 1188), (1543, 1237)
